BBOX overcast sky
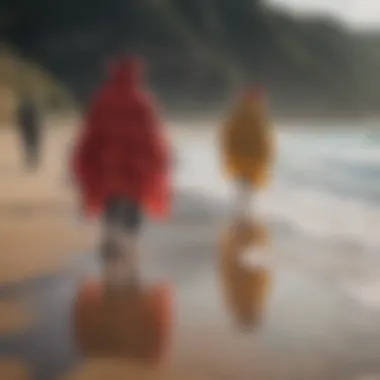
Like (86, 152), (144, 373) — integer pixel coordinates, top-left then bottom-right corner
(266, 0), (380, 30)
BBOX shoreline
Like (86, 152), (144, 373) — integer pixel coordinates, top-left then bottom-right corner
(1, 111), (380, 132)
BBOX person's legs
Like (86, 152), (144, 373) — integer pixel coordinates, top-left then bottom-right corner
(101, 196), (143, 290)
(27, 141), (38, 169)
(118, 198), (143, 286)
(121, 198), (143, 234)
(24, 131), (40, 170)
(19, 128), (29, 167)
(101, 197), (126, 291)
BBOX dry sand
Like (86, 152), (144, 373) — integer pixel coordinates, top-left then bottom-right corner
(0, 125), (99, 285)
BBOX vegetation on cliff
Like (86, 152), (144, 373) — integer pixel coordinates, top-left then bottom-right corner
(1, 0), (380, 116)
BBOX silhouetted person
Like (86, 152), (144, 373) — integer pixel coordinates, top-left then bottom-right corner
(17, 95), (41, 170)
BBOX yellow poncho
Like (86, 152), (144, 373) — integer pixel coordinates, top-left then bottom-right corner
(221, 96), (275, 188)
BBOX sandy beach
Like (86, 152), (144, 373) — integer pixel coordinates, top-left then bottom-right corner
(1, 121), (380, 379)
(0, 124), (99, 285)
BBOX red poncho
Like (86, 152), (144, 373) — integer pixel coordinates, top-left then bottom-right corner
(72, 56), (171, 219)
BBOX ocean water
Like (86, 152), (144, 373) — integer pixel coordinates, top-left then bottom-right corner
(175, 127), (380, 245)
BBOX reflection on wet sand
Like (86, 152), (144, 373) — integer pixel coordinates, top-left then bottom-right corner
(220, 219), (272, 329)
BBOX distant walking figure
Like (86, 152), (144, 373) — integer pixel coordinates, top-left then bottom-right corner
(17, 95), (41, 170)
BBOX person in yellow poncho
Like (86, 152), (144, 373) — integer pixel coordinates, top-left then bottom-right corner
(221, 87), (274, 188)
(219, 87), (275, 329)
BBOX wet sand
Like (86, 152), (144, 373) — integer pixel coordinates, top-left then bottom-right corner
(0, 124), (380, 380)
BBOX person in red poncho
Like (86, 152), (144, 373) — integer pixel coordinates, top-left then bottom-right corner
(71, 55), (171, 271)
